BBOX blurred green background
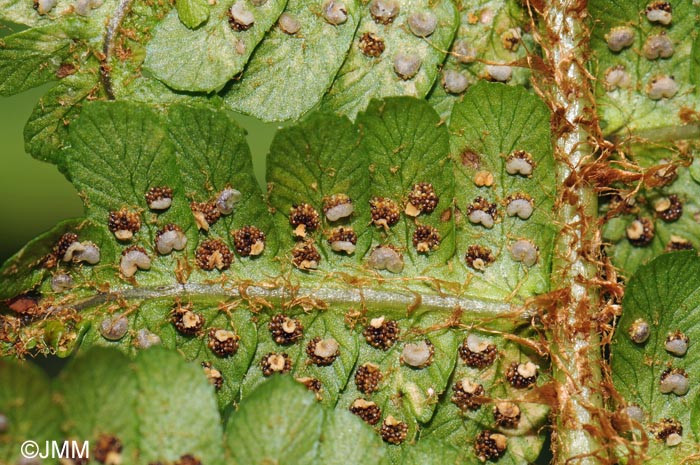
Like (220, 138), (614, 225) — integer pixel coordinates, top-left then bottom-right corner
(0, 22), (278, 264)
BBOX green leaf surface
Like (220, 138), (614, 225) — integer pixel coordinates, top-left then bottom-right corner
(358, 97), (455, 279)
(177, 0), (210, 29)
(0, 24), (75, 97)
(612, 251), (700, 463)
(267, 111), (371, 274)
(322, 0), (458, 119)
(222, 0), (360, 122)
(589, 0), (700, 137)
(144, 0), (287, 92)
(227, 375), (387, 465)
(422, 333), (550, 464)
(0, 360), (62, 465)
(23, 72), (98, 163)
(447, 82), (556, 301)
(427, 0), (535, 121)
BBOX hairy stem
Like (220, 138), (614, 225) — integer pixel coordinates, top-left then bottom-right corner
(531, 1), (607, 464)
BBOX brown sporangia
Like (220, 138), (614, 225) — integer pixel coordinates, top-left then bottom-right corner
(458, 335), (498, 369)
(380, 416), (408, 445)
(306, 337), (340, 366)
(289, 203), (320, 238)
(190, 201), (221, 231)
(474, 431), (507, 461)
(464, 245), (496, 271)
(355, 362), (383, 394)
(94, 434), (123, 465)
(350, 398), (382, 425)
(145, 186), (173, 211)
(268, 314), (304, 345)
(260, 352), (293, 376)
(363, 317), (400, 350)
(451, 378), (485, 411)
(359, 32), (385, 57)
(232, 225), (266, 257)
(327, 227), (358, 254)
(405, 182), (439, 217)
(201, 362), (224, 390)
(108, 208), (141, 240)
(171, 304), (205, 336)
(207, 328), (240, 357)
(505, 361), (538, 389)
(370, 197), (400, 228)
(412, 224), (441, 253)
(292, 241), (321, 270)
(195, 239), (233, 271)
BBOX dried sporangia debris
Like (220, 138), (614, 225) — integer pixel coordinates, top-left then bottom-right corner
(207, 328), (240, 357)
(7, 295), (43, 325)
(493, 402), (521, 428)
(466, 197), (499, 228)
(645, 1), (672, 25)
(190, 201), (221, 231)
(401, 340), (434, 368)
(145, 186), (173, 211)
(350, 398), (382, 425)
(665, 330), (689, 357)
(327, 227), (358, 254)
(268, 314), (304, 345)
(465, 245), (496, 271)
(323, 193), (354, 221)
(665, 235), (693, 252)
(474, 170), (494, 187)
(306, 337), (340, 366)
(359, 32), (385, 57)
(380, 416), (408, 445)
(175, 454), (202, 465)
(228, 2), (255, 31)
(367, 245), (404, 273)
(292, 241), (321, 270)
(505, 361), (539, 389)
(459, 334), (498, 369)
(649, 418), (682, 446)
(659, 367), (689, 396)
(260, 352), (292, 376)
(451, 378), (485, 411)
(289, 203), (320, 238)
(201, 362), (224, 390)
(363, 317), (400, 350)
(171, 305), (205, 336)
(155, 224), (187, 255)
(232, 225), (266, 257)
(505, 150), (536, 176)
(654, 195), (682, 222)
(195, 239), (233, 271)
(412, 224), (441, 253)
(94, 434), (123, 464)
(355, 362), (383, 394)
(628, 318), (651, 344)
(405, 182), (439, 216)
(626, 217), (655, 246)
(120, 245), (151, 278)
(296, 377), (322, 396)
(108, 208), (141, 240)
(504, 193), (534, 220)
(370, 197), (400, 228)
(500, 28), (521, 51)
(369, 0), (399, 24)
(474, 430), (508, 462)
